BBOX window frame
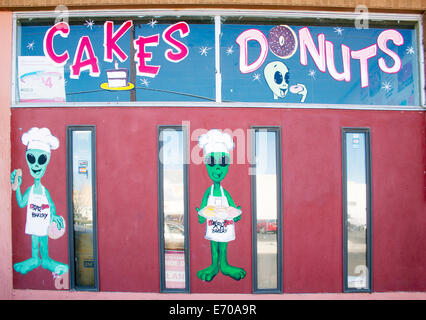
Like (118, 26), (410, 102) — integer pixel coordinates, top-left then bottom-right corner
(11, 10), (425, 110)
(66, 125), (99, 291)
(341, 127), (373, 293)
(250, 126), (283, 294)
(157, 125), (190, 293)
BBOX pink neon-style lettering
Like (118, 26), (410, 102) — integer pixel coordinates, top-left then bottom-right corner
(70, 36), (100, 79)
(377, 29), (404, 74)
(326, 41), (351, 82)
(43, 22), (70, 66)
(162, 22), (190, 63)
(235, 29), (268, 74)
(299, 27), (326, 72)
(104, 20), (133, 63)
(134, 34), (161, 77)
(351, 44), (377, 88)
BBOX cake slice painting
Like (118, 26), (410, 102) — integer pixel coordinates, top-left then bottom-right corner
(100, 61), (134, 90)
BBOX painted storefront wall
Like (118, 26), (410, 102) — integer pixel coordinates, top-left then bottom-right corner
(7, 9), (426, 294)
(14, 13), (422, 106)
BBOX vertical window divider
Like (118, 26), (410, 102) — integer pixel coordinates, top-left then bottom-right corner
(67, 125), (99, 291)
(214, 15), (222, 103)
(342, 127), (372, 293)
(158, 125), (190, 293)
(251, 126), (283, 293)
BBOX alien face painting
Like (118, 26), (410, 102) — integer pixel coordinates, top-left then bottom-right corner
(205, 153), (231, 183)
(264, 61), (308, 102)
(264, 61), (290, 99)
(26, 149), (50, 179)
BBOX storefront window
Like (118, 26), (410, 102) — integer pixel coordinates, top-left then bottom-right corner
(67, 126), (98, 290)
(158, 126), (189, 292)
(342, 128), (372, 292)
(251, 127), (282, 292)
(221, 16), (420, 106)
(15, 15), (215, 103)
(13, 12), (422, 107)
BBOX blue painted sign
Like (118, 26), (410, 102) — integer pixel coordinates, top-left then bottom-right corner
(221, 23), (420, 106)
(17, 17), (420, 106)
(19, 18), (216, 102)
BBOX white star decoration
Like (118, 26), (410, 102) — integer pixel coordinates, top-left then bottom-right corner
(381, 81), (392, 93)
(226, 45), (234, 55)
(406, 46), (415, 55)
(147, 19), (158, 28)
(85, 19), (95, 30)
(308, 69), (316, 80)
(199, 46), (211, 56)
(26, 41), (35, 50)
(252, 73), (261, 81)
(333, 27), (344, 35)
(140, 78), (150, 87)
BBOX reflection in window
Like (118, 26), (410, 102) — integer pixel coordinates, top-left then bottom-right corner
(252, 127), (282, 292)
(158, 126), (189, 291)
(343, 129), (371, 291)
(67, 127), (98, 290)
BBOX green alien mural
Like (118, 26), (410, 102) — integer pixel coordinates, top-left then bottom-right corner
(11, 127), (69, 276)
(196, 129), (246, 282)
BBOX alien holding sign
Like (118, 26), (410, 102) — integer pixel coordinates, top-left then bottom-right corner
(196, 129), (246, 282)
(11, 127), (68, 276)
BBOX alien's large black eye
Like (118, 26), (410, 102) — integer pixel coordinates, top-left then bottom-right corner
(207, 155), (215, 167)
(285, 72), (290, 84)
(27, 153), (36, 164)
(220, 155), (230, 167)
(274, 71), (283, 85)
(38, 154), (47, 165)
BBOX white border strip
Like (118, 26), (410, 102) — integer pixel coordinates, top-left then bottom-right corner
(11, 14), (17, 106)
(215, 15), (222, 103)
(417, 16), (425, 107)
(12, 9), (423, 22)
(10, 101), (426, 111)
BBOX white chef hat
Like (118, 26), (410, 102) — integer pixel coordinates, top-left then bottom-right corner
(198, 129), (234, 156)
(21, 127), (59, 153)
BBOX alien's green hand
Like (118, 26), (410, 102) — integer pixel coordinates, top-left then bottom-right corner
(198, 214), (206, 224)
(51, 215), (64, 230)
(196, 207), (206, 224)
(11, 169), (22, 189)
(10, 170), (16, 185)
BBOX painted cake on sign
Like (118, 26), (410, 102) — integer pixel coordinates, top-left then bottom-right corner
(106, 61), (129, 88)
(199, 205), (242, 221)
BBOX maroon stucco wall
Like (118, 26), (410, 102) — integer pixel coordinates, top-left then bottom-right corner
(10, 107), (426, 293)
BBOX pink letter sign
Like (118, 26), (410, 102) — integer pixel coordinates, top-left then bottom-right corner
(236, 29), (268, 74)
(43, 22), (70, 66)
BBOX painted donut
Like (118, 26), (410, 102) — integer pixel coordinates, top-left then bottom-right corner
(268, 25), (298, 59)
(290, 84), (304, 94)
(11, 168), (22, 191)
(48, 217), (66, 239)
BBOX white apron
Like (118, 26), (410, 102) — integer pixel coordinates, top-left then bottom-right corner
(205, 185), (236, 242)
(25, 185), (51, 236)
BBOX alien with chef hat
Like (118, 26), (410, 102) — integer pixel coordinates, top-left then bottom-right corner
(196, 129), (246, 282)
(10, 127), (69, 276)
